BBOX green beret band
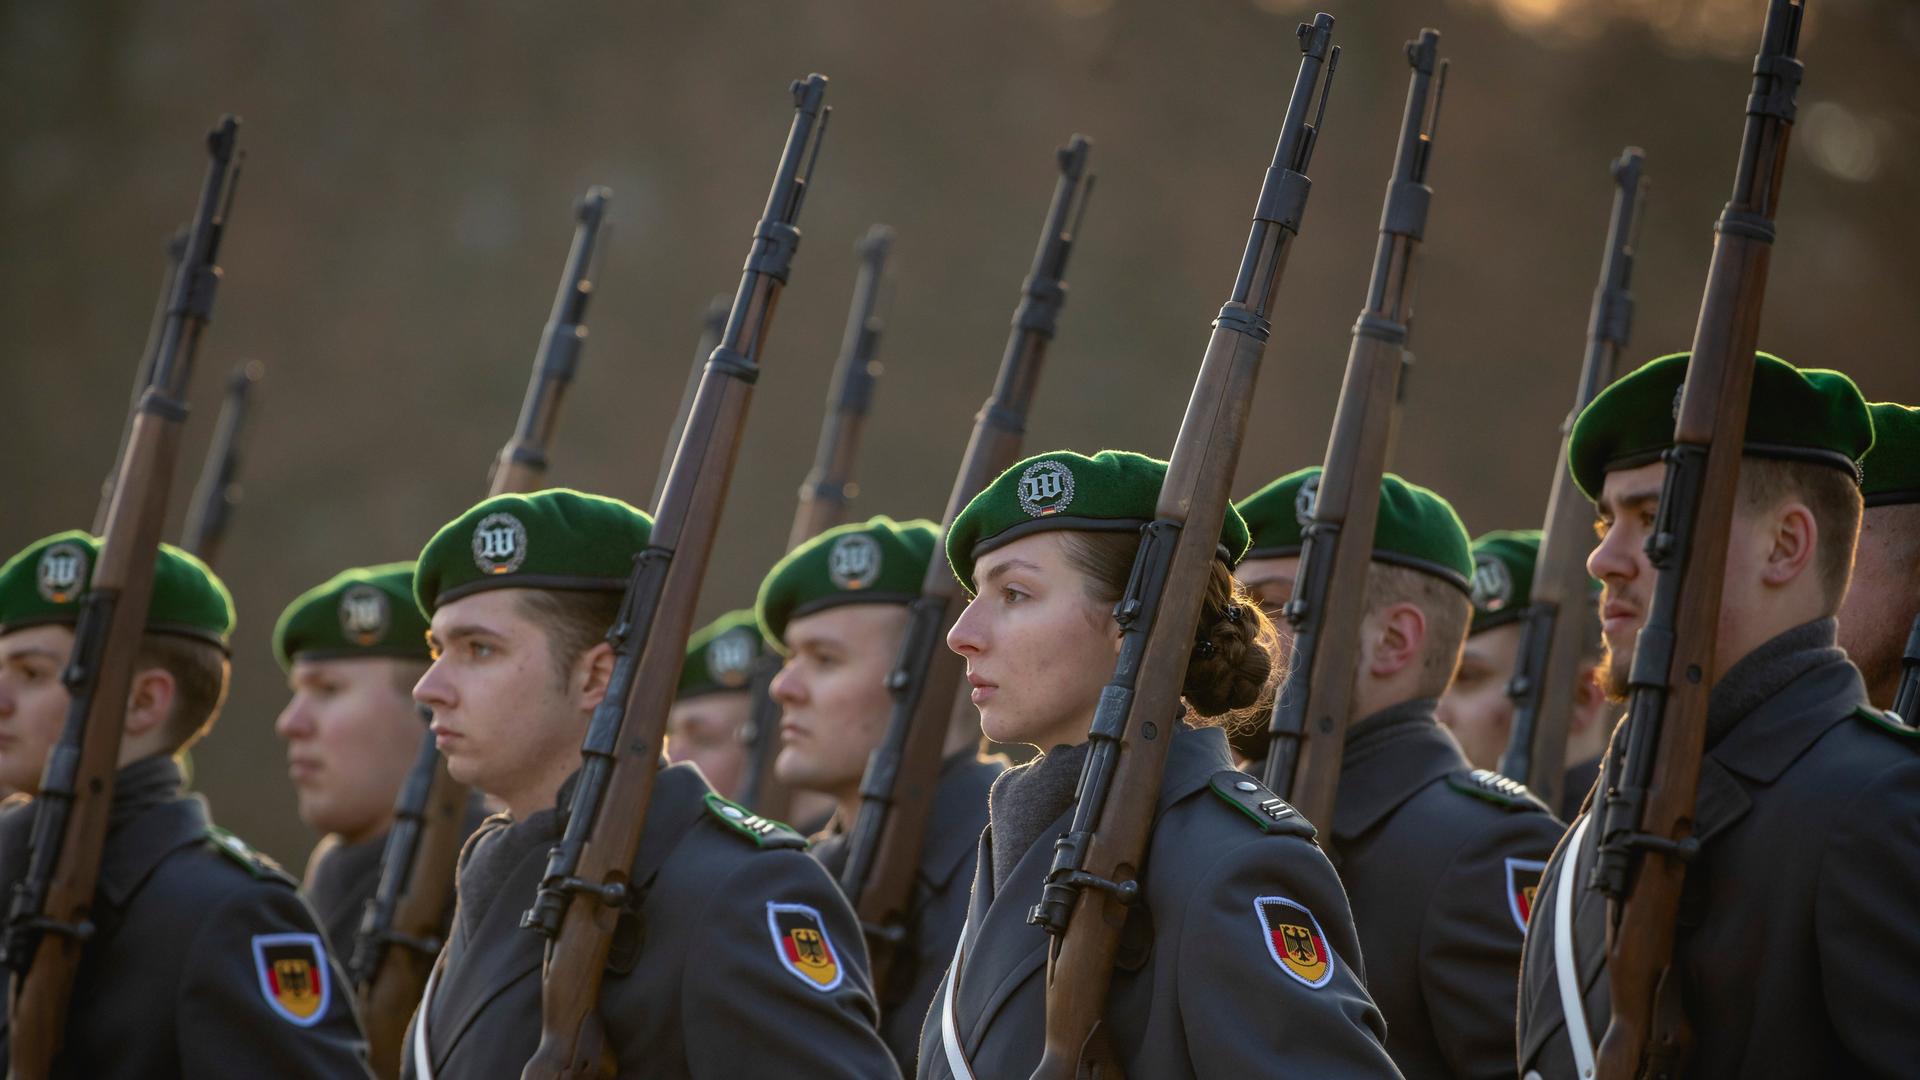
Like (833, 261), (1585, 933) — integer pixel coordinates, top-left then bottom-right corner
(0, 530), (234, 650)
(1568, 352), (1873, 501)
(273, 562), (432, 671)
(757, 516), (938, 650)
(945, 450), (1251, 593)
(414, 488), (653, 615)
(680, 609), (769, 699)
(1862, 402), (1920, 508)
(1235, 466), (1316, 560)
(1234, 468), (1473, 594)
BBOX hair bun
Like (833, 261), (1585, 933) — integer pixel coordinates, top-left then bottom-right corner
(1183, 601), (1271, 717)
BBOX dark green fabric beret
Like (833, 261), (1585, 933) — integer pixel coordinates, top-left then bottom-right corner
(1568, 352), (1873, 501)
(757, 516), (938, 651)
(1232, 468), (1472, 594)
(0, 530), (234, 649)
(1468, 531), (1540, 635)
(414, 488), (653, 614)
(679, 609), (768, 699)
(273, 562), (431, 671)
(945, 450), (1252, 592)
(1861, 402), (1920, 507)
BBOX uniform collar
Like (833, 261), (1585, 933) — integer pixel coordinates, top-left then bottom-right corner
(1706, 621), (1864, 785)
(920, 751), (1003, 890)
(1331, 698), (1465, 840)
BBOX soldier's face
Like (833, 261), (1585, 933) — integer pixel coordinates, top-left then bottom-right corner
(666, 691), (752, 800)
(1236, 555), (1299, 658)
(1436, 623), (1522, 769)
(0, 624), (75, 794)
(1589, 463), (1666, 700)
(1837, 504), (1920, 707)
(948, 532), (1118, 750)
(769, 604), (908, 801)
(276, 657), (427, 843)
(416, 590), (586, 809)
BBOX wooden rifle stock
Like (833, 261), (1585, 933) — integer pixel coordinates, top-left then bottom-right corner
(837, 136), (1093, 990)
(1497, 148), (1646, 810)
(354, 186), (610, 1079)
(1262, 31), (1448, 832)
(94, 228), (189, 535)
(6, 117), (241, 1080)
(179, 359), (263, 564)
(519, 75), (829, 1080)
(1030, 22), (1337, 1079)
(1893, 615), (1920, 722)
(1593, 3), (1805, 1075)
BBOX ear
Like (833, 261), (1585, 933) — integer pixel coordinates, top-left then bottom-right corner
(1367, 602), (1428, 679)
(574, 640), (617, 712)
(124, 666), (177, 740)
(1754, 499), (1817, 591)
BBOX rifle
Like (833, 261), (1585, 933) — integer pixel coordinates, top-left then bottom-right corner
(1028, 22), (1337, 1079)
(739, 224), (894, 821)
(94, 228), (190, 534)
(652, 297), (731, 509)
(6, 117), (241, 1080)
(1496, 149), (1646, 809)
(519, 75), (829, 1080)
(352, 186), (610, 1079)
(1893, 614), (1920, 722)
(1591, 3), (1806, 1076)
(836, 138), (1092, 991)
(1262, 30), (1448, 829)
(179, 360), (263, 564)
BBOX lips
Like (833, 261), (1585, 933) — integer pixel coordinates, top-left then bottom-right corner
(430, 722), (463, 751)
(1601, 600), (1643, 636)
(967, 671), (998, 706)
(287, 758), (322, 784)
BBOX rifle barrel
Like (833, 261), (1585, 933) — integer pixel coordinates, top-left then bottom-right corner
(180, 359), (263, 564)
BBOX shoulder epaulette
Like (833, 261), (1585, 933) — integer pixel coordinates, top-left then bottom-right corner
(204, 825), (296, 885)
(1207, 771), (1316, 840)
(1447, 769), (1550, 812)
(1855, 705), (1920, 742)
(702, 793), (808, 850)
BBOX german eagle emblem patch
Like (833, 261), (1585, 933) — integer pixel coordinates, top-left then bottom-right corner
(1506, 857), (1546, 932)
(767, 902), (843, 991)
(251, 932), (331, 1026)
(1255, 896), (1333, 988)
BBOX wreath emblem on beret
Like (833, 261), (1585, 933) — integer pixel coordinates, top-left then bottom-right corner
(828, 534), (882, 590)
(1017, 460), (1076, 518)
(338, 584), (391, 646)
(1293, 474), (1321, 527)
(35, 542), (89, 604)
(471, 512), (528, 576)
(1470, 554), (1514, 614)
(706, 628), (757, 688)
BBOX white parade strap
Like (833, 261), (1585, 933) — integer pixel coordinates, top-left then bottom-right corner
(939, 933), (978, 1080)
(411, 963), (441, 1080)
(1554, 813), (1597, 1079)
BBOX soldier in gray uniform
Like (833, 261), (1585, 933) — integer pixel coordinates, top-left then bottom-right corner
(273, 561), (483, 958)
(1517, 353), (1920, 1078)
(666, 610), (767, 801)
(920, 451), (1399, 1079)
(1237, 470), (1567, 1080)
(398, 489), (898, 1079)
(755, 516), (1003, 1071)
(0, 531), (370, 1078)
(1837, 400), (1920, 710)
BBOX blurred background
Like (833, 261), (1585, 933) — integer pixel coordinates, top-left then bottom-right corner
(4, 0), (1916, 866)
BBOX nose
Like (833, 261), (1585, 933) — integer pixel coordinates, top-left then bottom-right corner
(769, 659), (806, 707)
(414, 658), (455, 715)
(947, 596), (986, 657)
(1587, 519), (1636, 586)
(274, 697), (313, 741)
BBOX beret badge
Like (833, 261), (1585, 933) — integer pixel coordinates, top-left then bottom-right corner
(1017, 460), (1076, 518)
(337, 584), (392, 646)
(827, 533), (883, 590)
(471, 512), (528, 576)
(1470, 553), (1514, 614)
(36, 542), (88, 604)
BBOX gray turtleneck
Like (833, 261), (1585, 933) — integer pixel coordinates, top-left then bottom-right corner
(986, 742), (1089, 895)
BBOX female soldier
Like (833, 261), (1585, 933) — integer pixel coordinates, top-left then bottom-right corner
(917, 450), (1400, 1079)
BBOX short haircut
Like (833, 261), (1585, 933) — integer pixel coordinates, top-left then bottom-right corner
(137, 634), (232, 752)
(1364, 562), (1472, 699)
(1736, 457), (1864, 609)
(514, 588), (625, 684)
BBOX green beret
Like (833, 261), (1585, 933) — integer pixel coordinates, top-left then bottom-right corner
(414, 488), (653, 615)
(757, 516), (938, 650)
(1235, 467), (1316, 558)
(1861, 402), (1920, 507)
(273, 562), (432, 671)
(679, 609), (768, 698)
(1468, 531), (1540, 635)
(945, 450), (1252, 593)
(1568, 352), (1873, 501)
(0, 530), (234, 650)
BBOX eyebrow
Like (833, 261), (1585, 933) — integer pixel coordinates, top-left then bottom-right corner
(1599, 490), (1662, 518)
(1239, 574), (1294, 594)
(980, 558), (1043, 586)
(0, 647), (66, 665)
(427, 623), (500, 648)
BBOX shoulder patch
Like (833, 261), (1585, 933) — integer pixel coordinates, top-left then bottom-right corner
(1208, 771), (1316, 840)
(702, 793), (807, 850)
(206, 825), (296, 885)
(1856, 705), (1920, 741)
(1254, 895), (1335, 988)
(251, 931), (334, 1026)
(1505, 857), (1546, 932)
(1447, 769), (1550, 812)
(766, 901), (844, 991)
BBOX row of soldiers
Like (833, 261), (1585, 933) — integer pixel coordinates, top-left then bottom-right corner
(0, 350), (1913, 1077)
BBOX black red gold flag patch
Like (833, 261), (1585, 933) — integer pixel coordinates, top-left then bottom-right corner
(1506, 857), (1547, 932)
(251, 932), (331, 1026)
(1255, 895), (1334, 988)
(767, 902), (843, 992)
